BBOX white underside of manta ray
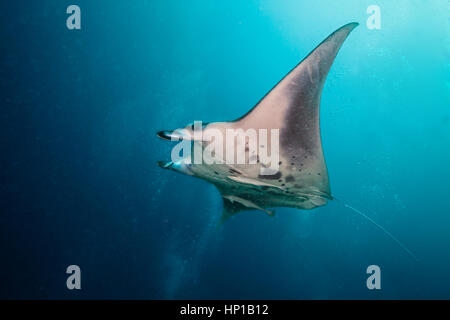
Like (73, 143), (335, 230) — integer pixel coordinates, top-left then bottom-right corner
(158, 22), (359, 221)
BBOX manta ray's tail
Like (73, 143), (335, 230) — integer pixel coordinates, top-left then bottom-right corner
(332, 196), (419, 262)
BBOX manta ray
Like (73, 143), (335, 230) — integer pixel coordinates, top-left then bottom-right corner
(157, 22), (417, 261)
(156, 22), (417, 260)
(158, 22), (358, 220)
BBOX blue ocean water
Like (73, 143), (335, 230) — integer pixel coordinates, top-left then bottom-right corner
(0, 0), (448, 299)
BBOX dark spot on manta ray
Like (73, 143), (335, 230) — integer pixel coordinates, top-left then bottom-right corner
(285, 175), (295, 182)
(279, 161), (282, 165)
(291, 163), (295, 166)
(317, 173), (321, 175)
(258, 171), (282, 180)
(281, 183), (285, 186)
(214, 171), (219, 175)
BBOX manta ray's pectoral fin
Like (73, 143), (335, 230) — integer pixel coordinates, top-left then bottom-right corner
(232, 23), (359, 197)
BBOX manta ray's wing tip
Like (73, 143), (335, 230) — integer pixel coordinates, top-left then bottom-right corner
(347, 22), (359, 28)
(341, 22), (359, 29)
(336, 22), (359, 34)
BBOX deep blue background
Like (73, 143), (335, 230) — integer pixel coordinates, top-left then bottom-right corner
(0, 1), (449, 299)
